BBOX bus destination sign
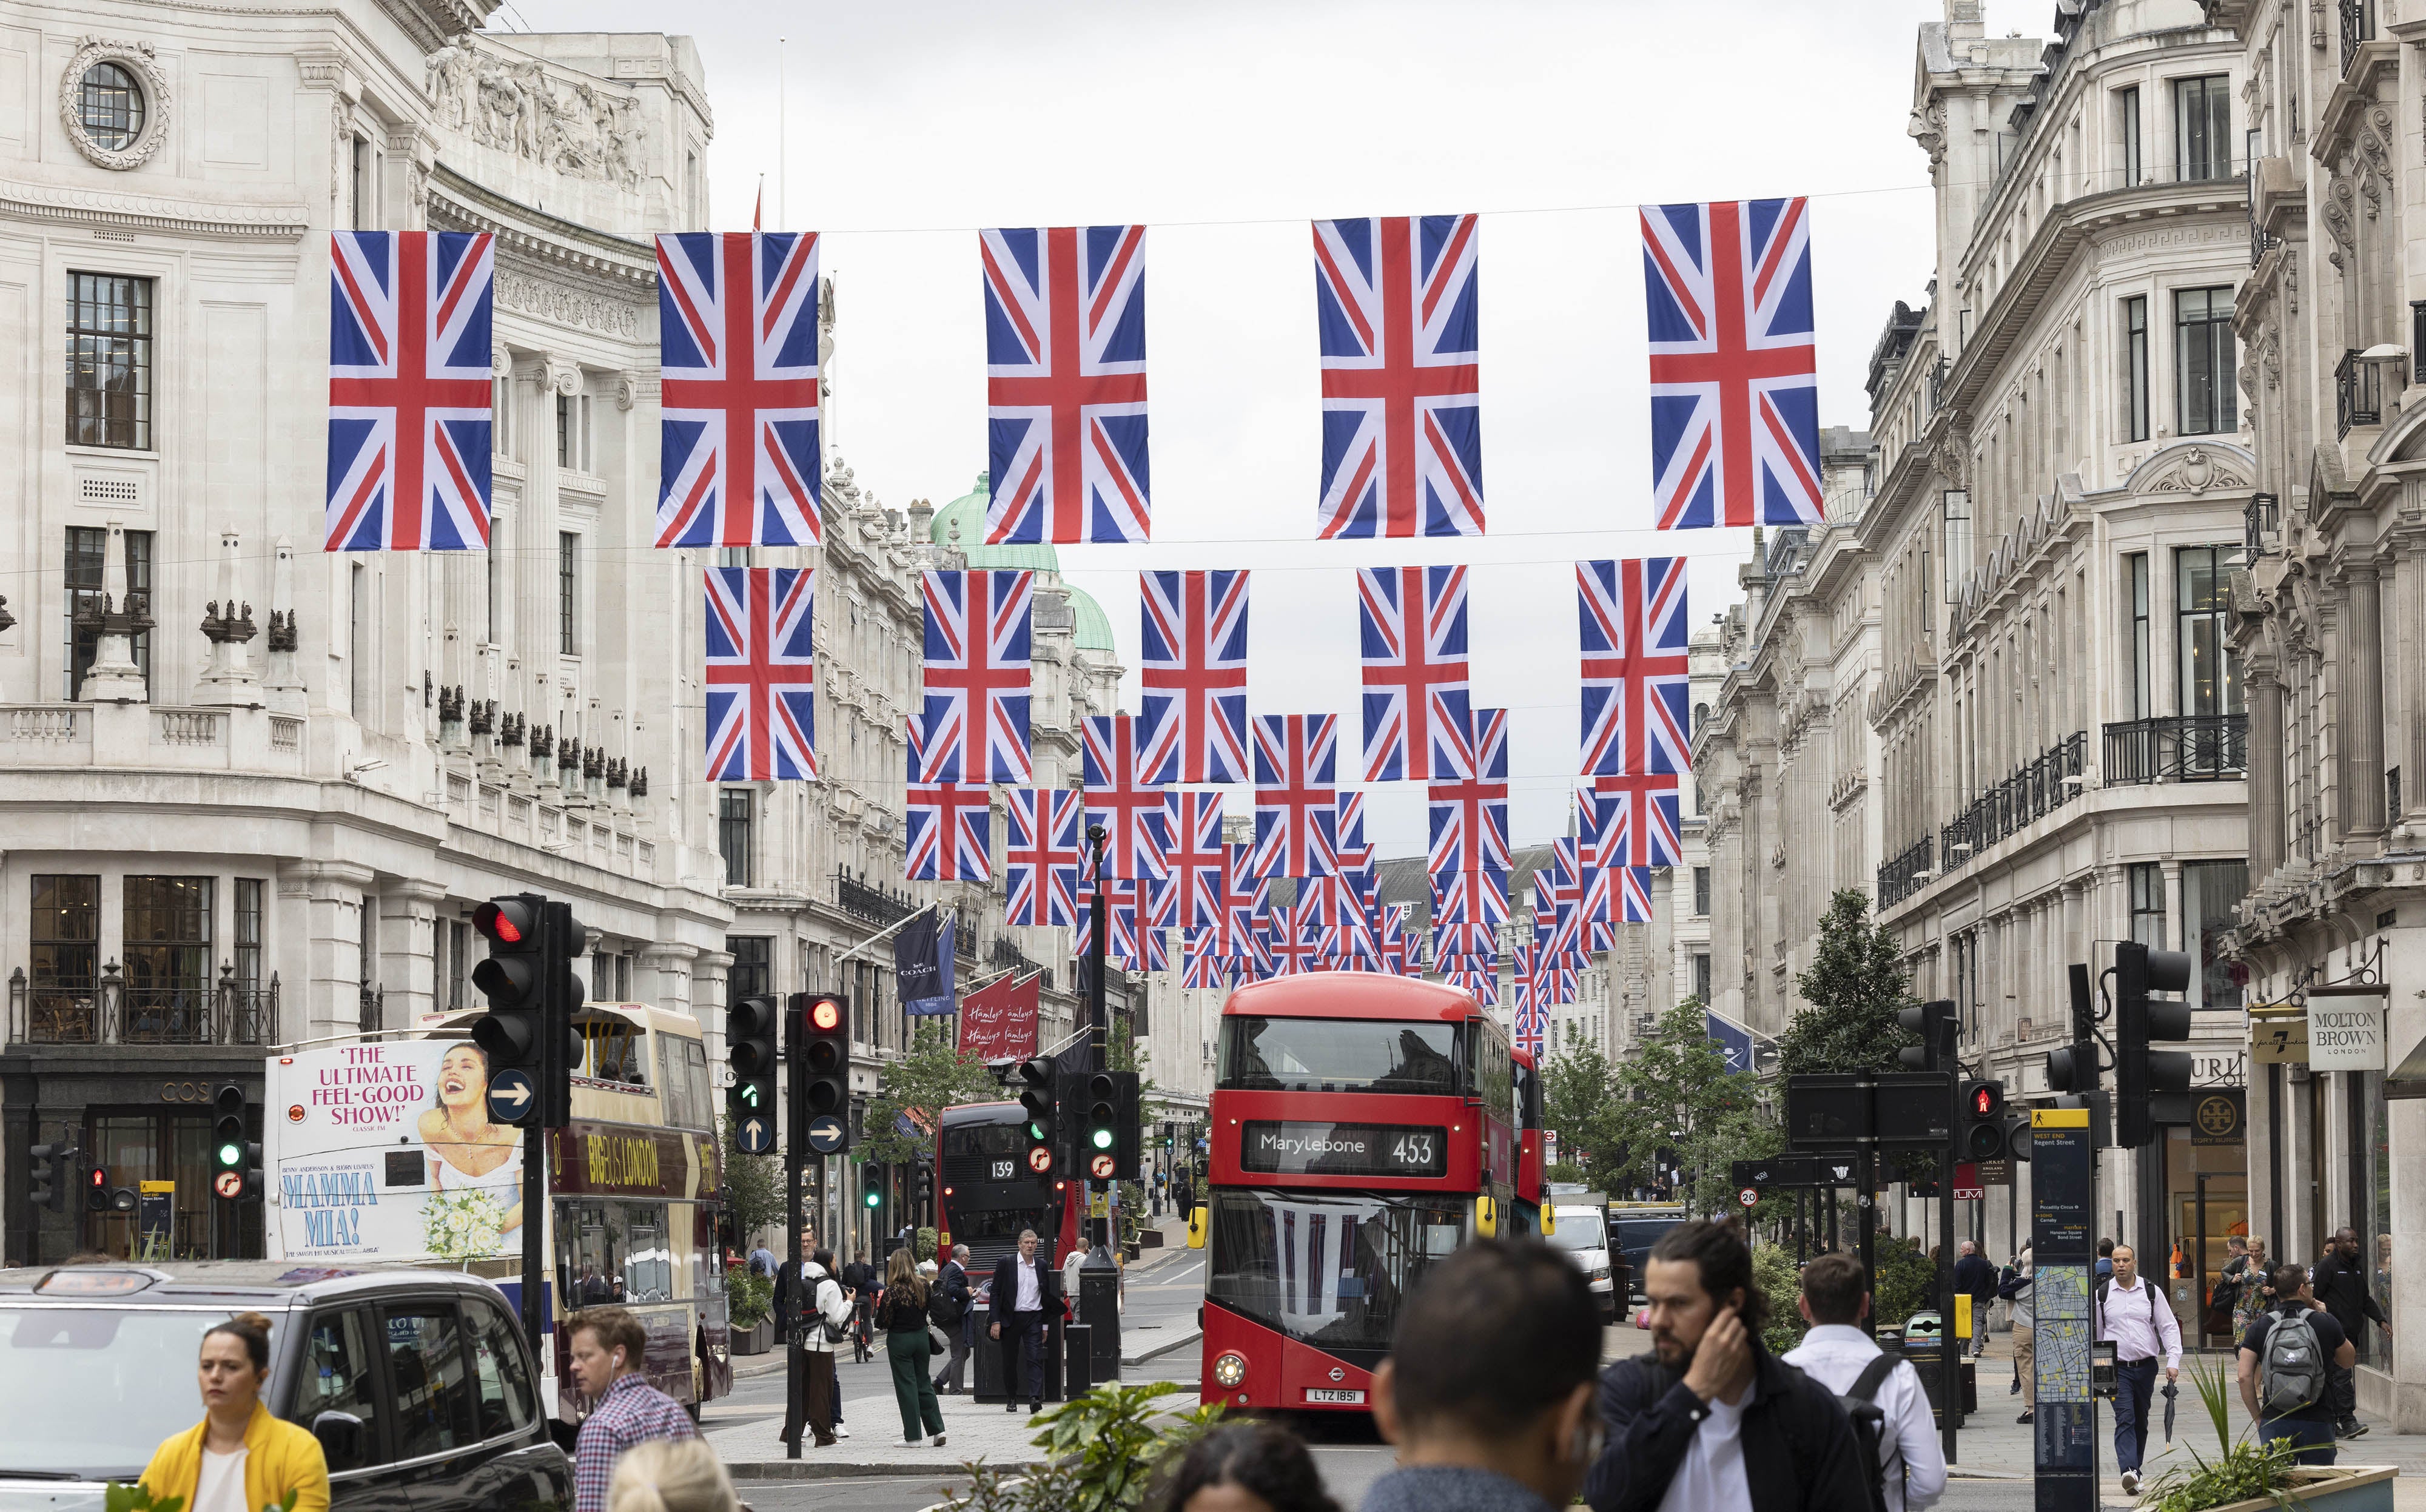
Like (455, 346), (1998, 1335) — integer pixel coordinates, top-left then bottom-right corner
(1238, 1121), (1448, 1178)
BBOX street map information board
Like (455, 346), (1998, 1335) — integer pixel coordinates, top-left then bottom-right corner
(2032, 1106), (2095, 1512)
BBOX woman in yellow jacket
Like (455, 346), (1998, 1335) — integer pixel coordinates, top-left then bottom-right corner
(139, 1311), (331, 1512)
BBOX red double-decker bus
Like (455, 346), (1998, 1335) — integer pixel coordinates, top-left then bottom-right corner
(1200, 972), (1524, 1414)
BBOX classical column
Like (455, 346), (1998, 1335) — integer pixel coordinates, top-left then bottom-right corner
(281, 860), (378, 1040)
(378, 882), (444, 1026)
(2246, 651), (2288, 885)
(2343, 562), (2387, 836)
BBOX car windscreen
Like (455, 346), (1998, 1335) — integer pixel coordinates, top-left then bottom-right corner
(1217, 1017), (1460, 1094)
(0, 1305), (246, 1477)
(1550, 1213), (1605, 1251)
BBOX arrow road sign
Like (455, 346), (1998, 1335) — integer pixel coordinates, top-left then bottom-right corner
(805, 1114), (848, 1155)
(488, 1069), (536, 1127)
(736, 1116), (775, 1155)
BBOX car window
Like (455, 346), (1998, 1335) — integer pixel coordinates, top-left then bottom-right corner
(289, 1309), (381, 1470)
(383, 1307), (481, 1459)
(463, 1299), (535, 1439)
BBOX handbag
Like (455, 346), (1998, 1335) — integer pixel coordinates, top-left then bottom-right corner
(928, 1324), (947, 1357)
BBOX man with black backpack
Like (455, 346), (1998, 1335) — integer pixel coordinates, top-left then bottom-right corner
(2094, 1243), (2182, 1496)
(1783, 1253), (1946, 1512)
(2238, 1262), (2356, 1465)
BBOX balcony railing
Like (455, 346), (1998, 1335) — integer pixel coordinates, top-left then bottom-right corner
(1877, 836), (1934, 909)
(2245, 492), (2279, 558)
(834, 870), (916, 927)
(9, 963), (280, 1046)
(989, 935), (1037, 976)
(950, 910), (977, 963)
(2337, 348), (2381, 438)
(2342, 0), (2375, 76)
(1938, 732), (2088, 872)
(2103, 714), (2248, 784)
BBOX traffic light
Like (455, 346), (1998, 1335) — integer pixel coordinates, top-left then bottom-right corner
(1108, 1071), (1143, 1182)
(2045, 1042), (2094, 1094)
(540, 899), (588, 1128)
(727, 995), (780, 1149)
(1897, 1000), (1958, 1072)
(1080, 1070), (1119, 1181)
(1018, 1056), (1059, 1178)
(471, 894), (548, 1117)
(2003, 1117), (2033, 1163)
(210, 1084), (261, 1202)
(2115, 940), (2194, 1148)
(915, 1163), (934, 1209)
(27, 1140), (66, 1214)
(1960, 1079), (2006, 1159)
(863, 1166), (882, 1210)
(795, 992), (851, 1155)
(84, 1158), (110, 1212)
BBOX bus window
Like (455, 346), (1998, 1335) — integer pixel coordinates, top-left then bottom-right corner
(1217, 1017), (1460, 1094)
(680, 1038), (712, 1131)
(1206, 1190), (1467, 1352)
(624, 1205), (672, 1302)
(582, 1023), (648, 1086)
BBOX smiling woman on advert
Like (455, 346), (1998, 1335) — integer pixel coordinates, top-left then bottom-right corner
(418, 1040), (525, 1238)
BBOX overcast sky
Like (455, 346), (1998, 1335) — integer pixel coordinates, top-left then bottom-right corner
(503, 0), (2050, 855)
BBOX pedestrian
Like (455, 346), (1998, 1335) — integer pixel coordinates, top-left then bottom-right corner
(2234, 1237), (2275, 1336)
(138, 1311), (331, 1512)
(2001, 1243), (2035, 1425)
(1951, 1241), (1996, 1359)
(566, 1308), (699, 1512)
(1781, 1253), (1946, 1512)
(2095, 1237), (2114, 1283)
(770, 1227), (816, 1333)
(2311, 1226), (2390, 1438)
(2237, 1262), (2355, 1467)
(874, 1248), (947, 1448)
(1063, 1232), (1088, 1303)
(788, 1248), (853, 1448)
(2206, 1237), (2251, 1342)
(745, 1240), (776, 1279)
(1152, 1420), (1340, 1512)
(1363, 1238), (1601, 1512)
(1584, 1219), (1873, 1511)
(931, 1243), (974, 1395)
(989, 1227), (1064, 1416)
(841, 1251), (878, 1363)
(2093, 1244), (2181, 1496)
(606, 1439), (741, 1512)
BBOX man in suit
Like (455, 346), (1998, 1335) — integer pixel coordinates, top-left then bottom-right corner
(770, 1226), (817, 1333)
(931, 1243), (975, 1394)
(989, 1228), (1063, 1414)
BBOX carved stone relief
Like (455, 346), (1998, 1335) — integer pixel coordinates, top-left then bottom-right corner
(427, 40), (648, 190)
(62, 39), (172, 172)
(493, 272), (645, 338)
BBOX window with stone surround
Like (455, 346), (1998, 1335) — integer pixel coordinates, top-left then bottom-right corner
(2174, 75), (2231, 182)
(2119, 86), (2142, 187)
(719, 788), (753, 887)
(2123, 296), (2150, 442)
(2176, 287), (2237, 435)
(2128, 862), (2166, 950)
(68, 272), (152, 450)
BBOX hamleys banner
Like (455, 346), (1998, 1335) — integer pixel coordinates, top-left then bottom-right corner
(958, 970), (1041, 1062)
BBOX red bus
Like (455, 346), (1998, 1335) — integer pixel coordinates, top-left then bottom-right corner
(1200, 972), (1521, 1414)
(933, 1101), (1084, 1278)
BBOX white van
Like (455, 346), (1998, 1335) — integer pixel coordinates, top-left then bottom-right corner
(1550, 1203), (1615, 1322)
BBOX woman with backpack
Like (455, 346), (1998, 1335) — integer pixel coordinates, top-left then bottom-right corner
(796, 1249), (854, 1448)
(2237, 1262), (2356, 1465)
(875, 1248), (948, 1448)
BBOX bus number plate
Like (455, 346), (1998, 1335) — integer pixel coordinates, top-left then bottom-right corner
(1238, 1122), (1448, 1178)
(989, 1160), (1016, 1182)
(1303, 1387), (1366, 1404)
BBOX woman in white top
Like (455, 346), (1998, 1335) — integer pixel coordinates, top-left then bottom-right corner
(418, 1040), (525, 1238)
(138, 1311), (331, 1512)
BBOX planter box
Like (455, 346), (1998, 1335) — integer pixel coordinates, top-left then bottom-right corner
(730, 1320), (773, 1357)
(2200, 1465), (2394, 1512)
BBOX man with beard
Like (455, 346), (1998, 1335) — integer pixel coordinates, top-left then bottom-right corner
(1584, 1220), (1871, 1512)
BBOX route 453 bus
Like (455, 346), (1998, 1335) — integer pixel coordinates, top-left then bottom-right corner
(1200, 972), (1531, 1414)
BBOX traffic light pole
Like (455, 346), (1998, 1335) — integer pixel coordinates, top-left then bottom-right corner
(1083, 826), (1110, 1251)
(782, 994), (807, 1461)
(517, 906), (554, 1358)
(1940, 1069), (1960, 1467)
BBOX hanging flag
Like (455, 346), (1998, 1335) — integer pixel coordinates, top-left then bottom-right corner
(920, 569), (1034, 784)
(1380, 905), (1410, 975)
(1594, 771), (1685, 867)
(1621, 865), (1657, 924)
(703, 566), (818, 781)
(1004, 787), (1084, 928)
(1357, 565), (1474, 782)
(326, 230), (496, 551)
(1217, 843), (1263, 958)
(1084, 714), (1169, 880)
(654, 232), (822, 548)
(1334, 791), (1373, 873)
(1314, 215), (1484, 539)
(981, 224), (1151, 544)
(1268, 907), (1323, 977)
(958, 970), (1042, 1061)
(1428, 705), (1511, 873)
(1579, 558), (1690, 778)
(1431, 865), (1509, 932)
(895, 910), (956, 1016)
(1642, 197), (1821, 529)
(1138, 569), (1251, 785)
(906, 756), (992, 887)
(1075, 874), (1146, 967)
(1251, 714), (1340, 879)
(1183, 929), (1232, 991)
(1160, 791), (1229, 931)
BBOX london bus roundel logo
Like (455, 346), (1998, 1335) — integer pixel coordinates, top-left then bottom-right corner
(1089, 1154), (1116, 1181)
(1026, 1146), (1054, 1175)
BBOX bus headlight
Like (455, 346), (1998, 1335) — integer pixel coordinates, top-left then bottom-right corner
(1211, 1351), (1248, 1389)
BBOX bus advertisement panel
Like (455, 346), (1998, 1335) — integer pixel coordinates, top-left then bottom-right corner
(1200, 973), (1517, 1416)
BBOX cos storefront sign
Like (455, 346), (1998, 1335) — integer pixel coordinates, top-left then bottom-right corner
(2189, 1088), (2245, 1147)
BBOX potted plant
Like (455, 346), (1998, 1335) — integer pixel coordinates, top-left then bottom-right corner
(2137, 1357), (2396, 1511)
(725, 1262), (773, 1356)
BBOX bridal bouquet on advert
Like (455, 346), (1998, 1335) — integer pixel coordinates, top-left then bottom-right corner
(421, 1189), (506, 1261)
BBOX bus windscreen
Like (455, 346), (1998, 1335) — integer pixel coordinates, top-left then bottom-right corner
(1217, 1017), (1459, 1095)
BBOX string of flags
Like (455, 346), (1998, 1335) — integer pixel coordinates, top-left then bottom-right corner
(323, 197), (1804, 1055)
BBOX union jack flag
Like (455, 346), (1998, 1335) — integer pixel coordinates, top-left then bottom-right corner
(1138, 569), (1249, 784)
(1380, 906), (1410, 975)
(1075, 875), (1145, 969)
(1448, 959), (1500, 1009)
(1218, 844), (1264, 958)
(1579, 558), (1690, 778)
(1266, 909), (1322, 976)
(1161, 791), (1228, 931)
(703, 567), (817, 781)
(906, 774), (992, 883)
(1357, 565), (1474, 782)
(1251, 714), (1339, 879)
(1183, 929), (1232, 991)
(1513, 976), (1545, 1057)
(983, 225), (1151, 544)
(655, 232), (822, 548)
(1314, 215), (1484, 539)
(1334, 791), (1372, 875)
(1004, 787), (1084, 928)
(1621, 865), (1656, 924)
(1593, 771), (1685, 867)
(921, 570), (1034, 784)
(1083, 714), (1169, 880)
(1429, 705), (1510, 873)
(326, 231), (494, 551)
(1642, 198), (1821, 529)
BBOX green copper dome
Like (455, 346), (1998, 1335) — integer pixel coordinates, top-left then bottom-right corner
(927, 472), (1118, 655)
(1066, 585), (1115, 653)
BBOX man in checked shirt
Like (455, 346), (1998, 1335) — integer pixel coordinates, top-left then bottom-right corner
(568, 1307), (699, 1512)
(2095, 1244), (2182, 1496)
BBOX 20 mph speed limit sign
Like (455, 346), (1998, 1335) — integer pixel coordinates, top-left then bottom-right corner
(1738, 1187), (1759, 1207)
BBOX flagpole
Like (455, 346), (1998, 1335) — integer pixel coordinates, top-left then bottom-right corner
(832, 900), (936, 967)
(776, 36), (786, 232)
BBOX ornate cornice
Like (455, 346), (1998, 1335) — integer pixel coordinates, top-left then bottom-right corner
(0, 176), (309, 238)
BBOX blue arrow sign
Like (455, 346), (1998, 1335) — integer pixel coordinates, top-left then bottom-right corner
(488, 1069), (536, 1126)
(805, 1114), (848, 1155)
(736, 1116), (775, 1155)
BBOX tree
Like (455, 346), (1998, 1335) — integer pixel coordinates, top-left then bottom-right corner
(719, 1112), (786, 1247)
(1778, 887), (1916, 1076)
(858, 1019), (1003, 1166)
(1604, 999), (1776, 1213)
(1542, 1036), (1623, 1179)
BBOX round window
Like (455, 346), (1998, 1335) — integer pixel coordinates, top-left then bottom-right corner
(78, 62), (144, 152)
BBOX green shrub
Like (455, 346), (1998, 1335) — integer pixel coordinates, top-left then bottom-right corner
(1873, 1238), (1935, 1330)
(916, 1226), (939, 1262)
(725, 1262), (772, 1329)
(1752, 1242), (1806, 1354)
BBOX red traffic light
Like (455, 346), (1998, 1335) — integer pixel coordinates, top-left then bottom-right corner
(473, 898), (539, 946)
(1965, 1080), (2005, 1120)
(809, 997), (842, 1032)
(87, 1166), (106, 1189)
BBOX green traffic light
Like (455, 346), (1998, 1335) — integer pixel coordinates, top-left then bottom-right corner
(863, 1191), (880, 1207)
(1027, 1121), (1047, 1140)
(215, 1142), (243, 1169)
(736, 1084), (761, 1107)
(1092, 1127), (1114, 1151)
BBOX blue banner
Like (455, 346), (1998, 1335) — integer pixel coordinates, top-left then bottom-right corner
(1705, 1010), (1753, 1075)
(897, 910), (957, 1015)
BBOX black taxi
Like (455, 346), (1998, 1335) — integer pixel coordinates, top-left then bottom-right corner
(0, 1262), (571, 1511)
